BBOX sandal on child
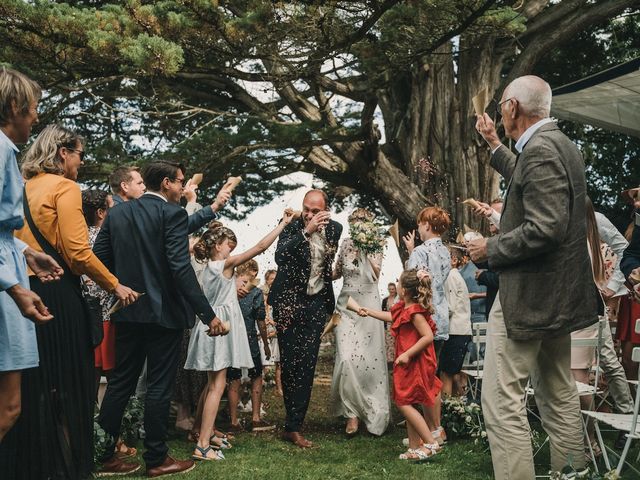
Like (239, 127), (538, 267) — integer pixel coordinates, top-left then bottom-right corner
(422, 443), (441, 455)
(399, 447), (435, 463)
(211, 435), (232, 449)
(192, 445), (225, 461)
(214, 428), (234, 440)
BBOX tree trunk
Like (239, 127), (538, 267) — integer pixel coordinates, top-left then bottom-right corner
(368, 40), (508, 241)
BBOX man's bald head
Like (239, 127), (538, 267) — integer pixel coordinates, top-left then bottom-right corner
(302, 189), (329, 226)
(303, 189), (329, 209)
(504, 75), (552, 119)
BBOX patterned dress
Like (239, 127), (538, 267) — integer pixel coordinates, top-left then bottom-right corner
(406, 238), (452, 341)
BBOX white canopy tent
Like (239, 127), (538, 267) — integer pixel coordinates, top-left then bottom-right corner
(551, 58), (640, 138)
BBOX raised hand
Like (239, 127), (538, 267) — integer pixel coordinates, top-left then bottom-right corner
(183, 179), (198, 203)
(212, 188), (232, 212)
(305, 211), (330, 234)
(23, 247), (63, 283)
(7, 284), (53, 325)
(403, 230), (416, 254)
(475, 113), (502, 150)
(281, 209), (295, 225)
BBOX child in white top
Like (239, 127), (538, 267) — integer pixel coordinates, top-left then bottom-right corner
(185, 211), (293, 461)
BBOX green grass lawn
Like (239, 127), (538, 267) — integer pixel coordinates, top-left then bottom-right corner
(117, 352), (640, 479)
(119, 353), (493, 480)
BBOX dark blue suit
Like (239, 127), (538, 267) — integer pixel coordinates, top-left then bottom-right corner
(268, 217), (342, 431)
(94, 193), (216, 467)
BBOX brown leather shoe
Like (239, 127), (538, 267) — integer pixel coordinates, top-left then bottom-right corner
(282, 431), (314, 448)
(96, 455), (141, 477)
(146, 456), (196, 478)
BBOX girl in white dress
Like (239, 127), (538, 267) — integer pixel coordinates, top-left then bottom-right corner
(185, 212), (293, 461)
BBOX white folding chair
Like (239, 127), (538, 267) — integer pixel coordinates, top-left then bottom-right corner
(582, 318), (640, 476)
(460, 321), (488, 399)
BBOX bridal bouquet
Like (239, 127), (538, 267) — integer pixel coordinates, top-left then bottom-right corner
(349, 220), (386, 255)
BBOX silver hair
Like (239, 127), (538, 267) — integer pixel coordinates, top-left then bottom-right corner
(504, 75), (552, 119)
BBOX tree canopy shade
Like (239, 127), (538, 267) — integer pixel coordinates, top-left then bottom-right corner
(1, 0), (638, 238)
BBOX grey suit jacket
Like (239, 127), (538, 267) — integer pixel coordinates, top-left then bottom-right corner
(487, 122), (598, 340)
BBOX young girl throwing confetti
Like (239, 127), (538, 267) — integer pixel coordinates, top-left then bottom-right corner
(184, 211), (294, 461)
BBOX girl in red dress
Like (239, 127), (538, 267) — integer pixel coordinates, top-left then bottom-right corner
(359, 269), (442, 461)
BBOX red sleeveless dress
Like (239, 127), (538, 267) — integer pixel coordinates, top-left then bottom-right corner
(391, 301), (442, 406)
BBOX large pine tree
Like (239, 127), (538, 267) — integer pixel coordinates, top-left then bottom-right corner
(1, 0), (637, 234)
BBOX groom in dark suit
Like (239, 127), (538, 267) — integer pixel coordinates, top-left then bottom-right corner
(94, 161), (226, 477)
(268, 190), (342, 448)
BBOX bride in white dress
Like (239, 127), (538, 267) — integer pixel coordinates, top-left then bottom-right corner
(331, 209), (390, 436)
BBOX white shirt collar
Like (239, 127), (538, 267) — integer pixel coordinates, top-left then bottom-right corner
(0, 128), (19, 153)
(144, 191), (168, 202)
(514, 118), (555, 153)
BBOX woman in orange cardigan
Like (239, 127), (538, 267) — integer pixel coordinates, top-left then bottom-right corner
(9, 125), (137, 480)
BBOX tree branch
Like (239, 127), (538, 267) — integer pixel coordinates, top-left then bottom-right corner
(506, 0), (638, 84)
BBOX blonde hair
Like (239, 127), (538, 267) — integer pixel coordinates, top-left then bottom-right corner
(0, 67), (41, 126)
(399, 269), (434, 314)
(21, 125), (84, 179)
(237, 259), (259, 276)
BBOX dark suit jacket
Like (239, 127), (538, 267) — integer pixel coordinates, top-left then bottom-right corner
(113, 194), (215, 234)
(93, 194), (215, 330)
(186, 204), (216, 234)
(621, 211), (640, 280)
(486, 123), (597, 340)
(268, 217), (342, 316)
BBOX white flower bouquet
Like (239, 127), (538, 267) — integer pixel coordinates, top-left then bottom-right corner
(349, 220), (386, 255)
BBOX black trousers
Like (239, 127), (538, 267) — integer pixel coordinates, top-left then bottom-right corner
(275, 293), (327, 432)
(98, 322), (182, 468)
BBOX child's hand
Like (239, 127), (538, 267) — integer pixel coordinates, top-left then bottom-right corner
(357, 307), (368, 317)
(282, 209), (296, 225)
(395, 352), (411, 366)
(402, 230), (416, 253)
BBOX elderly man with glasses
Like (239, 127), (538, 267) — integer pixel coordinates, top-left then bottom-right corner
(469, 75), (597, 479)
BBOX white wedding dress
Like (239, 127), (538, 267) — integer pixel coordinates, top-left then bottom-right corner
(331, 239), (390, 435)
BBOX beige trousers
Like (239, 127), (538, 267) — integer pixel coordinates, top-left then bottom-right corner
(482, 299), (586, 479)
